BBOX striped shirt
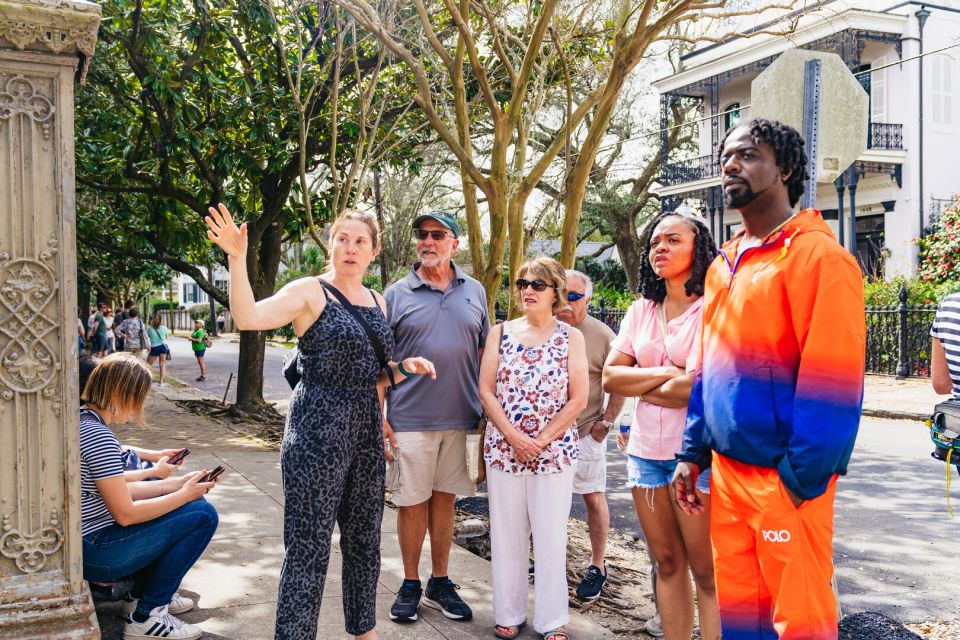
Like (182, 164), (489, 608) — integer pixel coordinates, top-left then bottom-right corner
(79, 408), (123, 535)
(931, 294), (960, 397)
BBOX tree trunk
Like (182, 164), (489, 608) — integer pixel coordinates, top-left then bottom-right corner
(615, 214), (642, 294)
(234, 210), (287, 408)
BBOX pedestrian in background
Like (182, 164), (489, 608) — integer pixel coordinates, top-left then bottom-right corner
(556, 269), (625, 602)
(147, 313), (171, 386)
(118, 307), (150, 360)
(479, 257), (588, 640)
(115, 299), (134, 352)
(188, 319), (207, 382)
(672, 119), (865, 639)
(383, 209), (489, 625)
(603, 211), (719, 640)
(104, 306), (116, 353)
(205, 203), (436, 640)
(90, 303), (108, 357)
(216, 311), (226, 333)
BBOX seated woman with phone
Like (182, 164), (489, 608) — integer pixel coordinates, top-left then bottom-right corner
(80, 353), (220, 640)
(80, 353), (188, 483)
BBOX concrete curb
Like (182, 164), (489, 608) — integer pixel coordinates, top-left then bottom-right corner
(861, 408), (928, 422)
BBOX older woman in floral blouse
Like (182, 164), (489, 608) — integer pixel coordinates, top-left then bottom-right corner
(478, 256), (588, 640)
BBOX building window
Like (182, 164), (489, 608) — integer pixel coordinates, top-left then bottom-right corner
(869, 57), (886, 123)
(183, 283), (201, 304)
(723, 102), (740, 132)
(932, 55), (954, 127)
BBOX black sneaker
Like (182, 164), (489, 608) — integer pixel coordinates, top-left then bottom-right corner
(389, 580), (422, 623)
(423, 576), (473, 620)
(575, 564), (607, 600)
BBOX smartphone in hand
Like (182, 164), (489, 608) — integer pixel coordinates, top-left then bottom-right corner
(200, 466), (225, 483)
(168, 448), (190, 465)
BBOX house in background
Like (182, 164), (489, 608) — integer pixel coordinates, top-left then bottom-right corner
(653, 0), (960, 277)
(527, 239), (621, 264)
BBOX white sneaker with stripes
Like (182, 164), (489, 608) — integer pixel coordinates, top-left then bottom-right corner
(123, 605), (202, 640)
(122, 592), (195, 615)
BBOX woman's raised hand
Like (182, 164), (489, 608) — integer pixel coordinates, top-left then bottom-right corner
(205, 203), (247, 259)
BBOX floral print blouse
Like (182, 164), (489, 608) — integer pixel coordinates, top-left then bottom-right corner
(484, 320), (579, 474)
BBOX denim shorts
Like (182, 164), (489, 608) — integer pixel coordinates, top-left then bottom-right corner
(626, 455), (711, 494)
(194, 349), (205, 358)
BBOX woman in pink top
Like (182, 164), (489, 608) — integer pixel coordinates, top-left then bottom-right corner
(603, 212), (719, 640)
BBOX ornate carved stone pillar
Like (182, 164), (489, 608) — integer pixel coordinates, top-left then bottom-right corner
(0, 1), (100, 638)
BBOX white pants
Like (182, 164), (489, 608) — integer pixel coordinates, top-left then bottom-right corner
(487, 466), (575, 633)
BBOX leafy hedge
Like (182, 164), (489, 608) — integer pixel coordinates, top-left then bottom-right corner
(863, 277), (960, 307)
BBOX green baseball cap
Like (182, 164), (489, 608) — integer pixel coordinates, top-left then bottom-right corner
(413, 209), (461, 237)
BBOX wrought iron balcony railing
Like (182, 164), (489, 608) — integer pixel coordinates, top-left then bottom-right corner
(869, 122), (903, 150)
(661, 122), (902, 188)
(660, 154), (720, 187)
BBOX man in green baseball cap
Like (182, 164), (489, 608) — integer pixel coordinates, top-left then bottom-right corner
(384, 206), (489, 624)
(412, 209), (461, 237)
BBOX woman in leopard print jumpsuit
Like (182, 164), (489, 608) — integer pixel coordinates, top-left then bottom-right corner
(205, 205), (436, 639)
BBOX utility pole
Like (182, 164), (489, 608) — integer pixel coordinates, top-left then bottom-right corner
(916, 6), (930, 237)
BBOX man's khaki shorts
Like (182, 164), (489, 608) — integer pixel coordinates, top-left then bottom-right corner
(573, 432), (607, 495)
(389, 429), (477, 507)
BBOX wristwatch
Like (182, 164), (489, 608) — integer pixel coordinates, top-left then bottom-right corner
(598, 419), (615, 431)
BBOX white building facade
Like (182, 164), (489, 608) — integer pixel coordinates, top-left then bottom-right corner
(653, 0), (960, 277)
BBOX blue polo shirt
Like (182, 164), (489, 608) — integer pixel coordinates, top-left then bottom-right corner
(384, 262), (490, 431)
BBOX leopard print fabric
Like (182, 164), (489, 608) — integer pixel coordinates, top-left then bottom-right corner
(274, 287), (392, 638)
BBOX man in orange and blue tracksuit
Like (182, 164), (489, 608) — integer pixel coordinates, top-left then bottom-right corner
(671, 118), (865, 640)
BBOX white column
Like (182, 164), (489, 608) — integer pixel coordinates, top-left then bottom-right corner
(0, 1), (101, 638)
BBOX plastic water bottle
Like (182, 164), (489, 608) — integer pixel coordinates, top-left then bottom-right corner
(618, 400), (634, 451)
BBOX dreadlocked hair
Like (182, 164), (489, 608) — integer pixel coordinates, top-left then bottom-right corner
(638, 212), (718, 304)
(717, 118), (810, 207)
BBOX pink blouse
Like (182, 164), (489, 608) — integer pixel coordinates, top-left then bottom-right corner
(611, 297), (703, 460)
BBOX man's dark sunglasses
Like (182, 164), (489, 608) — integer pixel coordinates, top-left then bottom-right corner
(415, 229), (453, 241)
(567, 292), (586, 302)
(515, 278), (556, 292)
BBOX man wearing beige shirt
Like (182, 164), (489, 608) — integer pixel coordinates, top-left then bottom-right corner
(558, 269), (626, 600)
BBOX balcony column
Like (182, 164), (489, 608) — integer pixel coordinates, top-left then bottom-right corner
(709, 78), (720, 150)
(835, 173), (846, 246)
(847, 167), (860, 255)
(0, 1), (101, 638)
(659, 93), (671, 173)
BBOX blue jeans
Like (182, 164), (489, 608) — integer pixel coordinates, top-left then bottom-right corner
(82, 499), (218, 615)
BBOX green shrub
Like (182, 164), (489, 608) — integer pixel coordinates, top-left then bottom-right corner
(863, 276), (960, 307)
(591, 282), (635, 310)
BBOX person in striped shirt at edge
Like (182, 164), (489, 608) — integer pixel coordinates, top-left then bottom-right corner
(80, 353), (220, 639)
(671, 118), (866, 640)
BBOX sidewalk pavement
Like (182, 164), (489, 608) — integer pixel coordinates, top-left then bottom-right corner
(93, 386), (612, 640)
(862, 374), (945, 421)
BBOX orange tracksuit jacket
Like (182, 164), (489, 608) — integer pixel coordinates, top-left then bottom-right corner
(678, 209), (866, 639)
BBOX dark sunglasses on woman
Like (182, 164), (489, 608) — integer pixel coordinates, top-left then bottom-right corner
(415, 229), (453, 241)
(515, 278), (556, 292)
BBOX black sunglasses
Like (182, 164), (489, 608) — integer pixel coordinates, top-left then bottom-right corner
(515, 278), (556, 292)
(415, 229), (453, 241)
(567, 292), (586, 302)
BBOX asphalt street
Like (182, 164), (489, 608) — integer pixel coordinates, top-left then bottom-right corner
(157, 337), (959, 622)
(162, 334), (293, 408)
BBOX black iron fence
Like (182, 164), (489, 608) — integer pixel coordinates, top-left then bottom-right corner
(865, 287), (936, 378)
(497, 287), (939, 379)
(495, 299), (627, 333)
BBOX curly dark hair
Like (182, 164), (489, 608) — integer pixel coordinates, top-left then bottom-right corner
(638, 212), (718, 303)
(717, 118), (810, 207)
